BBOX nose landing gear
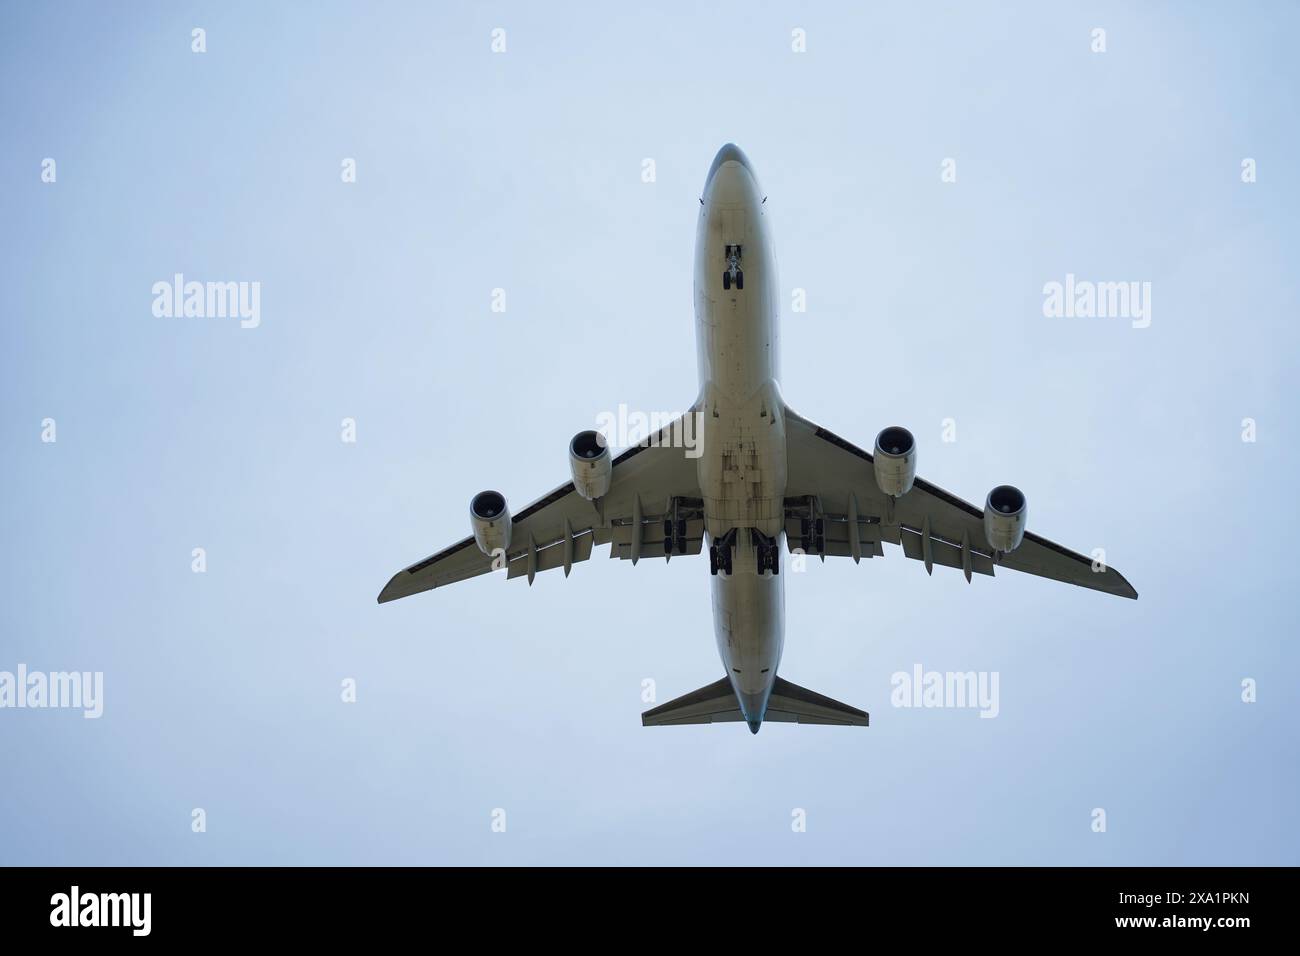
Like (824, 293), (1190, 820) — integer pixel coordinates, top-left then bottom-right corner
(722, 244), (744, 290)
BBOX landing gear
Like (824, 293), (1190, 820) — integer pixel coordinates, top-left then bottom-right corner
(709, 542), (734, 576)
(723, 244), (743, 291)
(663, 518), (688, 554)
(752, 529), (779, 575)
(799, 517), (825, 555)
(709, 530), (736, 576)
(710, 530), (783, 575)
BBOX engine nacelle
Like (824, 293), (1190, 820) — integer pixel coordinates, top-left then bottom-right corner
(983, 485), (1027, 553)
(569, 430), (612, 500)
(873, 426), (916, 497)
(470, 490), (511, 557)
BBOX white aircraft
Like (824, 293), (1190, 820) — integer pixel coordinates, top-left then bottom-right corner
(379, 144), (1137, 734)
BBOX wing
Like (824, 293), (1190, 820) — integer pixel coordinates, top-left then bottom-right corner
(378, 417), (704, 603)
(782, 409), (1137, 599)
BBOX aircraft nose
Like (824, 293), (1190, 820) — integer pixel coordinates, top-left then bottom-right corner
(703, 143), (762, 206)
(747, 719), (762, 735)
(707, 143), (753, 182)
(704, 142), (761, 195)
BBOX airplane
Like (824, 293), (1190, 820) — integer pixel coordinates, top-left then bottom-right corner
(378, 143), (1137, 734)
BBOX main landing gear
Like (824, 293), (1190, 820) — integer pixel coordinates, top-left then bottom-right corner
(752, 529), (779, 575)
(709, 529), (736, 576)
(722, 244), (744, 290)
(799, 517), (825, 556)
(662, 518), (687, 555)
(709, 529), (780, 575)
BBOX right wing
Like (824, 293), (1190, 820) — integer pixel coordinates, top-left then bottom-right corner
(783, 409), (1137, 599)
(378, 418), (704, 603)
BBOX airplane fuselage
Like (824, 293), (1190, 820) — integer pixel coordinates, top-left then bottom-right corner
(693, 145), (787, 731)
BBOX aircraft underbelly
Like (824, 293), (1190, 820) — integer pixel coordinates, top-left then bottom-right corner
(693, 157), (786, 722)
(712, 538), (785, 714)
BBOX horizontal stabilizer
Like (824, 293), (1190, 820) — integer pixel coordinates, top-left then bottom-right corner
(765, 677), (869, 725)
(641, 676), (868, 727)
(641, 678), (742, 726)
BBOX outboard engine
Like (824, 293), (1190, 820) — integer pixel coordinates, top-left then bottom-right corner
(983, 485), (1027, 553)
(873, 426), (916, 497)
(470, 490), (511, 557)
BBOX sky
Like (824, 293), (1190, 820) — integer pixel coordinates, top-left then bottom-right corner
(1, 1), (1297, 865)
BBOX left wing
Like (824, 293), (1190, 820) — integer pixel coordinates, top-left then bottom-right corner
(378, 418), (704, 603)
(783, 409), (1137, 599)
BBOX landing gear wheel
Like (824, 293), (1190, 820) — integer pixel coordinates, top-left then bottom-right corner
(735, 270), (744, 290)
(709, 546), (719, 575)
(663, 535), (673, 554)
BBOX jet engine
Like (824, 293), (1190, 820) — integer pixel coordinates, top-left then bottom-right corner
(470, 490), (511, 557)
(873, 426), (916, 497)
(569, 429), (612, 500)
(983, 485), (1027, 553)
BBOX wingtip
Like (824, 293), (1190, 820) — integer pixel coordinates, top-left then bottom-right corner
(1112, 569), (1139, 600)
(376, 573), (405, 605)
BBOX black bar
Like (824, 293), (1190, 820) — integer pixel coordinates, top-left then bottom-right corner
(0, 867), (1279, 941)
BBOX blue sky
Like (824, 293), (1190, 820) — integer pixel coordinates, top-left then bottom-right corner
(1, 1), (1297, 865)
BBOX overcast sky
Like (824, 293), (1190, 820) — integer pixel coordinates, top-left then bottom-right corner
(2, 1), (1297, 864)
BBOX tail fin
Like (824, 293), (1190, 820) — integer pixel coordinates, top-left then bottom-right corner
(641, 676), (868, 727)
